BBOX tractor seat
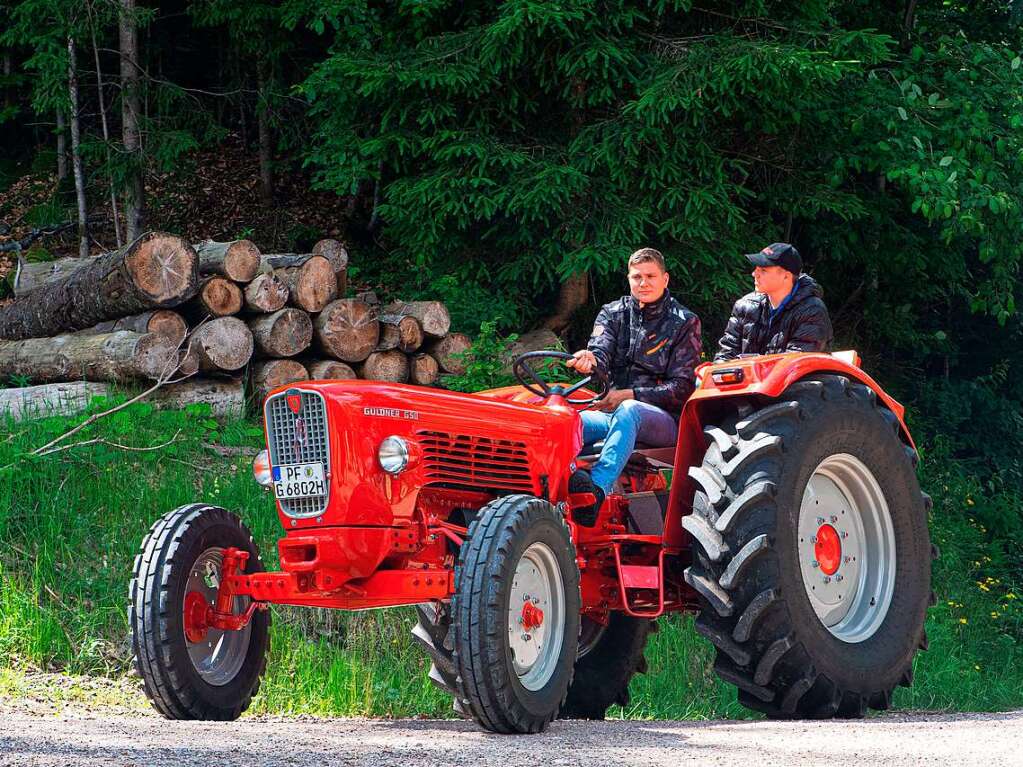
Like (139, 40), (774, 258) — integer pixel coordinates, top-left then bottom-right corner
(577, 441), (675, 470)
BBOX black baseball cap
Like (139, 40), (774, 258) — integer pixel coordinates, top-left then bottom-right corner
(746, 242), (802, 275)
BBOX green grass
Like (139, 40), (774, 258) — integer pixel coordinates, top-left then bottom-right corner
(1, 392), (1021, 718)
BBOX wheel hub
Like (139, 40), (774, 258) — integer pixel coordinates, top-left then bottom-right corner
(797, 453), (896, 643)
(183, 591), (211, 643)
(521, 601), (545, 632)
(814, 524), (842, 576)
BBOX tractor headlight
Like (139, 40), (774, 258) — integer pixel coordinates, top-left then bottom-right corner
(253, 449), (273, 487)
(378, 436), (410, 474)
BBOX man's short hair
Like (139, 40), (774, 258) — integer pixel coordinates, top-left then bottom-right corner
(628, 248), (666, 273)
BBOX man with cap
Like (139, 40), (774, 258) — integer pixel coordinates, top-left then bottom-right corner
(715, 242), (833, 361)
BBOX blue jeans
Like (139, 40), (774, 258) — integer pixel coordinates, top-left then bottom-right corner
(580, 399), (678, 495)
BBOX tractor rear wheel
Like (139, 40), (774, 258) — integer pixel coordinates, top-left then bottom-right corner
(129, 504), (270, 720)
(414, 494), (580, 733)
(559, 614), (656, 719)
(684, 375), (935, 718)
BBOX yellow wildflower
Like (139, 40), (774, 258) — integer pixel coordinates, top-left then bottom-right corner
(1007, 593), (1017, 600)
(966, 498), (974, 506)
(959, 618), (968, 625)
(975, 665), (982, 671)
(991, 612), (1000, 618)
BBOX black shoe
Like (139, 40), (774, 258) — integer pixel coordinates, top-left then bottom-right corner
(569, 470), (605, 528)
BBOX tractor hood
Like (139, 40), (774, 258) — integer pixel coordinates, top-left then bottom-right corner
(262, 380), (582, 529)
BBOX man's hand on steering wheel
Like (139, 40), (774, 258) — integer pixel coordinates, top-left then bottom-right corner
(512, 350), (610, 406)
(565, 349), (597, 375)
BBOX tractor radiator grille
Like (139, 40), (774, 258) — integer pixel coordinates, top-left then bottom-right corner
(264, 389), (330, 517)
(417, 430), (534, 492)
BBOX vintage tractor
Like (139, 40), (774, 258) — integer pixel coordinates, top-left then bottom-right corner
(129, 350), (935, 732)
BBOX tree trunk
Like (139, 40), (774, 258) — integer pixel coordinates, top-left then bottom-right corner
(248, 308), (312, 358)
(383, 300), (450, 339)
(120, 0), (143, 241)
(243, 271), (288, 313)
(67, 37), (89, 259)
(502, 329), (561, 373)
(146, 377), (245, 417)
(540, 271), (588, 335)
(305, 359), (356, 380)
(91, 15), (122, 247)
(0, 330), (179, 383)
(184, 316), (253, 372)
(76, 309), (187, 343)
(409, 353), (439, 386)
(182, 276), (244, 320)
(311, 239), (348, 295)
(55, 109), (67, 181)
(256, 63), (274, 207)
(359, 350), (409, 383)
(376, 313), (423, 353)
(0, 233), (199, 340)
(251, 359), (308, 403)
(427, 332), (472, 375)
(194, 239), (260, 283)
(261, 254), (336, 313)
(0, 381), (112, 422)
(314, 298), (379, 362)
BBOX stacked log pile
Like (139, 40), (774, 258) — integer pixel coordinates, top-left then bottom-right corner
(0, 232), (476, 416)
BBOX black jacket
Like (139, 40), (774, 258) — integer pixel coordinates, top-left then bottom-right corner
(587, 290), (702, 416)
(714, 274), (833, 362)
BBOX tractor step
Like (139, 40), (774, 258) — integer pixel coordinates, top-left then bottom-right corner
(612, 543), (666, 618)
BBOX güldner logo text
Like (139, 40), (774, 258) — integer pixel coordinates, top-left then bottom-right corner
(363, 407), (420, 420)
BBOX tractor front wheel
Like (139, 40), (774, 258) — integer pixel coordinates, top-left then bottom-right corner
(684, 375), (934, 718)
(418, 494), (580, 733)
(129, 504), (270, 720)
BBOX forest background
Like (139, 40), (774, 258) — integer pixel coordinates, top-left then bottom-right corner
(0, 0), (1021, 717)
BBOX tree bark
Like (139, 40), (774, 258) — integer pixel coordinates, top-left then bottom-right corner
(382, 300), (450, 339)
(182, 276), (244, 320)
(120, 0), (143, 241)
(539, 271), (588, 335)
(146, 377), (245, 417)
(67, 37), (89, 259)
(0, 330), (179, 383)
(184, 316), (253, 373)
(75, 309), (187, 343)
(194, 240), (260, 283)
(314, 298), (379, 362)
(427, 332), (472, 375)
(305, 359), (356, 380)
(243, 271), (288, 313)
(0, 381), (111, 422)
(409, 353), (439, 386)
(256, 63), (273, 207)
(91, 14), (122, 247)
(251, 359), (308, 403)
(55, 109), (67, 181)
(0, 232), (199, 340)
(376, 313), (423, 353)
(359, 350), (409, 383)
(311, 239), (348, 295)
(261, 254), (336, 313)
(248, 307), (312, 358)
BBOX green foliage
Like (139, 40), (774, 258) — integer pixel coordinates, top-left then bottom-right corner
(441, 320), (519, 392)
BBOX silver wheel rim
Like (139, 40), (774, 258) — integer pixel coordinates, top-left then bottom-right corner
(798, 453), (897, 643)
(577, 616), (608, 660)
(507, 542), (566, 691)
(184, 547), (252, 686)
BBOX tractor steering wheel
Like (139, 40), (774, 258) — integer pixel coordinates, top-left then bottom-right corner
(512, 351), (611, 406)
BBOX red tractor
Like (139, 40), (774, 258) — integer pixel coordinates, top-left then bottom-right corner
(129, 350), (935, 732)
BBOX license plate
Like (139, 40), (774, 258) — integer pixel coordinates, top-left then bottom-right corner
(272, 462), (326, 500)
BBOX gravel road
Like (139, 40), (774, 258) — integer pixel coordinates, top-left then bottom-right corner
(1, 700), (1020, 767)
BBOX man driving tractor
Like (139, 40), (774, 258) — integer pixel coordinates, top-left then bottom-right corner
(566, 248), (702, 526)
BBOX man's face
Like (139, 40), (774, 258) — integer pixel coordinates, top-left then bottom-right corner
(752, 265), (793, 295)
(628, 261), (669, 305)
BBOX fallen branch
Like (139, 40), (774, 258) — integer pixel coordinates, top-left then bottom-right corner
(33, 429), (182, 458)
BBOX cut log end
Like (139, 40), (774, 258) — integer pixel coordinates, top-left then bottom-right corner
(292, 256), (337, 313)
(249, 308), (313, 358)
(244, 272), (289, 313)
(409, 353), (440, 386)
(306, 359), (357, 380)
(124, 232), (199, 305)
(199, 277), (244, 317)
(314, 299), (379, 363)
(429, 332), (472, 375)
(188, 316), (254, 372)
(222, 240), (261, 283)
(252, 359), (309, 403)
(360, 350), (409, 382)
